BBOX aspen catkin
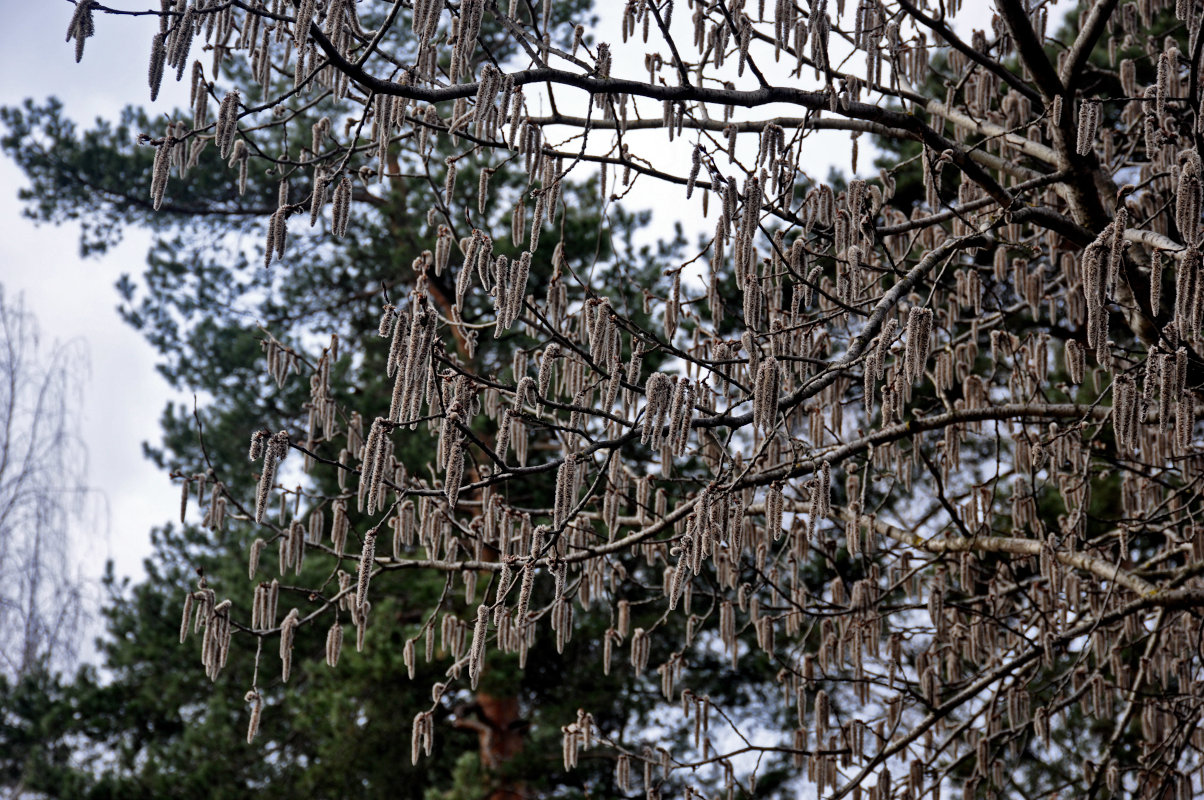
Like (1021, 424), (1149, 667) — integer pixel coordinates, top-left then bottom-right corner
(754, 357), (780, 434)
(279, 608), (300, 682)
(332, 175), (353, 237)
(245, 690), (263, 743)
(1076, 99), (1100, 156)
(326, 621), (344, 667)
(356, 530), (377, 611)
(469, 603), (489, 689)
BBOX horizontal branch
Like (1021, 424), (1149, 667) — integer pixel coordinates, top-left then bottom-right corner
(744, 402), (1111, 487)
(856, 511), (1157, 596)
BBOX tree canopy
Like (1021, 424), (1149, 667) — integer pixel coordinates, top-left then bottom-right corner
(8, 0), (1204, 798)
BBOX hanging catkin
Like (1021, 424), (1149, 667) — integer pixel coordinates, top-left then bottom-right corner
(766, 482), (784, 540)
(642, 372), (673, 446)
(819, 461), (832, 517)
(356, 530), (378, 613)
(245, 690), (263, 743)
(554, 454), (577, 528)
(310, 167), (330, 227)
(1175, 246), (1201, 340)
(1177, 151), (1202, 244)
(216, 90), (240, 159)
(332, 175), (353, 237)
(411, 711), (433, 765)
(251, 430), (289, 524)
(66, 0), (96, 62)
(753, 356), (780, 434)
(469, 604), (489, 689)
(279, 608), (300, 681)
(538, 346), (560, 399)
(264, 206), (287, 268)
(1065, 339), (1085, 385)
(1151, 250), (1163, 310)
(668, 378), (695, 456)
(325, 622), (343, 667)
(517, 561), (535, 622)
(150, 133), (175, 210)
(445, 439), (465, 508)
(443, 157), (458, 206)
(904, 307), (933, 384)
(1076, 99), (1100, 156)
(1157, 50), (1172, 118)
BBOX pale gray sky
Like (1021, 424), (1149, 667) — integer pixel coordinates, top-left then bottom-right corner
(0, 2), (188, 591)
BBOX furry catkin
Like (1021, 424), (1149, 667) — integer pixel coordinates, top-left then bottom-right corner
(216, 91), (241, 159)
(904, 307), (933, 384)
(66, 0), (96, 62)
(332, 175), (353, 237)
(252, 431), (289, 524)
(245, 690), (263, 743)
(469, 603), (489, 689)
(279, 608), (300, 682)
(356, 531), (377, 611)
(150, 134), (174, 210)
(325, 622), (344, 667)
(754, 357), (780, 434)
(1076, 99), (1100, 156)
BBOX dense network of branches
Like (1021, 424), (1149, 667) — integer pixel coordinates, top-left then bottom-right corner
(64, 0), (1204, 796)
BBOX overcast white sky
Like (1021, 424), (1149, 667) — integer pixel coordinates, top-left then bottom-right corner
(0, 2), (189, 596)
(0, 0), (1038, 661)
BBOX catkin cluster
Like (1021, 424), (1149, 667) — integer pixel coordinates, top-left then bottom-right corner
(65, 0), (95, 62)
(359, 417), (396, 514)
(411, 711), (434, 765)
(641, 372), (674, 446)
(249, 430), (289, 524)
(149, 132), (176, 211)
(753, 356), (780, 434)
(383, 298), (437, 425)
(903, 307), (933, 384)
(100, 0), (1204, 794)
(1076, 99), (1101, 156)
(181, 583), (232, 682)
(250, 578), (279, 631)
(279, 608), (300, 681)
